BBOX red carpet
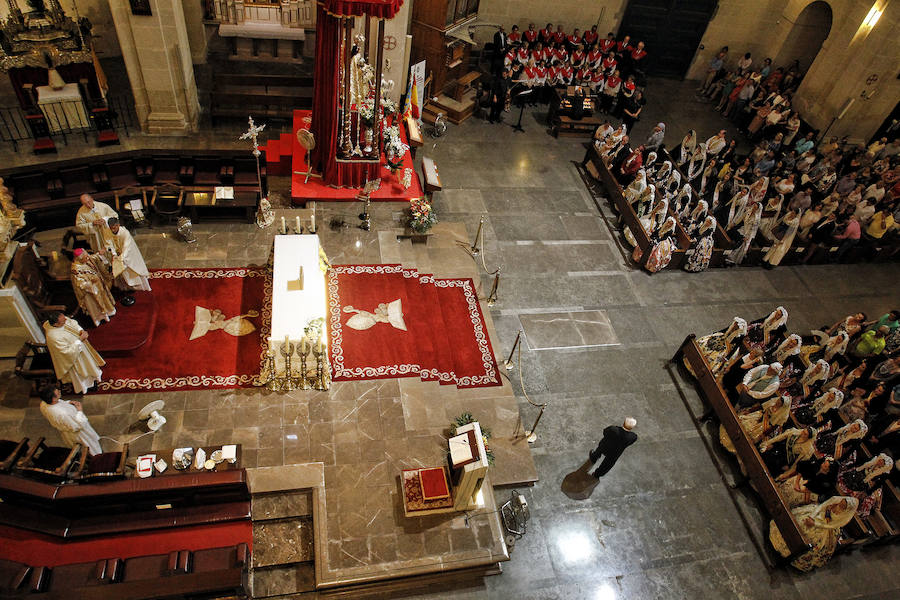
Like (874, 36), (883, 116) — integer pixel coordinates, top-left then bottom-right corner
(0, 521), (251, 566)
(327, 265), (501, 389)
(94, 267), (270, 394)
(290, 110), (425, 205)
(86, 290), (157, 357)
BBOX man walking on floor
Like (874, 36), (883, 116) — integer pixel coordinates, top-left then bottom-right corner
(589, 417), (638, 477)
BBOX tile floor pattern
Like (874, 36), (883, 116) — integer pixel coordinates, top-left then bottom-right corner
(0, 78), (898, 599)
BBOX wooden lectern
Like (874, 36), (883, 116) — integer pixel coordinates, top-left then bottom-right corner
(449, 421), (488, 511)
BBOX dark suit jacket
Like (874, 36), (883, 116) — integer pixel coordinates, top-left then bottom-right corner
(493, 31), (507, 54)
(594, 425), (637, 461)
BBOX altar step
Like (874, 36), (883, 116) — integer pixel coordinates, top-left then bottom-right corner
(246, 466), (323, 598)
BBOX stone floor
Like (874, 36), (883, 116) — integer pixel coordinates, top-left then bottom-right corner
(2, 77), (899, 599)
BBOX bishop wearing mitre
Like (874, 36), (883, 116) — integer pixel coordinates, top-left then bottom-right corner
(43, 311), (105, 394)
(71, 247), (116, 326)
(107, 217), (151, 291)
(75, 193), (117, 251)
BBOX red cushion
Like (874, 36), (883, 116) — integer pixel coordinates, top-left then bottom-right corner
(419, 467), (449, 500)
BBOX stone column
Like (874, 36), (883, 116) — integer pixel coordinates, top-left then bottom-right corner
(107, 0), (200, 135)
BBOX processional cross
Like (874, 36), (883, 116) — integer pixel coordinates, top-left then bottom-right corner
(239, 116), (266, 157)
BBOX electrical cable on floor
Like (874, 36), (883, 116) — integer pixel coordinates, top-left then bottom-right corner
(98, 430), (155, 446)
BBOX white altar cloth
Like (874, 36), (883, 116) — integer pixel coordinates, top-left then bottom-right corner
(37, 83), (90, 132)
(270, 234), (327, 350)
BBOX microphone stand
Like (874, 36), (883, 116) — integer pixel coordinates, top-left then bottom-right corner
(511, 86), (530, 133)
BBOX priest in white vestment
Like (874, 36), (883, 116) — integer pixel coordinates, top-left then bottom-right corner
(107, 217), (151, 291)
(43, 312), (105, 395)
(75, 193), (117, 251)
(71, 248), (116, 326)
(39, 385), (102, 455)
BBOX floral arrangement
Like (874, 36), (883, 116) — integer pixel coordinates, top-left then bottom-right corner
(304, 317), (326, 341)
(383, 125), (409, 172)
(407, 198), (436, 233)
(449, 412), (495, 465)
(381, 96), (398, 116)
(400, 167), (412, 190)
(358, 98), (376, 126)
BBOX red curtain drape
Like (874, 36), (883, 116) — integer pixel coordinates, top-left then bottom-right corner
(320, 0), (403, 19)
(310, 4), (379, 188)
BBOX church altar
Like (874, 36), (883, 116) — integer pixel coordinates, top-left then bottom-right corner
(262, 234), (330, 390)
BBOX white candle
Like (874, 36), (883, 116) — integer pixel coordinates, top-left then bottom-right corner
(281, 216), (286, 234)
(310, 212), (315, 232)
(295, 215), (302, 233)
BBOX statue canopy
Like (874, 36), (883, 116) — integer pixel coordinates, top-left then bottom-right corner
(320, 0), (404, 19)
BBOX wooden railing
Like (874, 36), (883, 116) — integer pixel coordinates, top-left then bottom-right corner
(207, 0), (315, 28)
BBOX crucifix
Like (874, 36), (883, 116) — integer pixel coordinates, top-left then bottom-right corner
(239, 115), (266, 203)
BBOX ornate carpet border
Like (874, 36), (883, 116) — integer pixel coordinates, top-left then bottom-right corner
(95, 267), (272, 393)
(327, 264), (500, 387)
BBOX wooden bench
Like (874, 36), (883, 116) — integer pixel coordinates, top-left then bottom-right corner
(678, 335), (811, 561)
(210, 74), (314, 124)
(453, 71), (481, 102)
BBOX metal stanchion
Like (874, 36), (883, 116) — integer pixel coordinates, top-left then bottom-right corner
(504, 330), (523, 371)
(486, 268), (500, 306)
(524, 405), (546, 443)
(470, 216), (485, 256)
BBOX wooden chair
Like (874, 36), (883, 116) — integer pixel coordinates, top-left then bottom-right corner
(0, 438), (29, 473)
(150, 185), (184, 226)
(17, 438), (82, 482)
(10, 242), (75, 316)
(114, 187), (150, 229)
(14, 341), (56, 395)
(73, 443), (129, 482)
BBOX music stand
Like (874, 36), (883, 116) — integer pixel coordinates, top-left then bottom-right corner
(511, 88), (532, 133)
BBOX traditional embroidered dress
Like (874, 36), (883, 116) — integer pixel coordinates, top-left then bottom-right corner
(769, 496), (858, 571)
(684, 216), (716, 272)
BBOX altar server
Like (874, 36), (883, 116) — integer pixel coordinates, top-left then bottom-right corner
(43, 311), (105, 395)
(39, 385), (102, 455)
(75, 193), (117, 252)
(107, 218), (151, 291)
(71, 248), (116, 326)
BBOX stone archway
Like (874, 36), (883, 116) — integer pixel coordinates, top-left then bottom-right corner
(775, 1), (833, 75)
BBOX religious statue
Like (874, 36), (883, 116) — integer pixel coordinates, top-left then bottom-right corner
(349, 34), (375, 106)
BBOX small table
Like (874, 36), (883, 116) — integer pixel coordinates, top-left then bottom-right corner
(136, 444), (242, 478)
(184, 189), (258, 223)
(36, 83), (90, 132)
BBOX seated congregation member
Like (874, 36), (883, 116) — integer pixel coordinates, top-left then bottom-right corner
(865, 310), (900, 334)
(852, 326), (889, 358)
(640, 216), (678, 273)
(869, 356), (900, 384)
(745, 306), (789, 355)
(39, 385), (102, 456)
(769, 496), (858, 572)
(775, 457), (837, 508)
(838, 386), (872, 422)
(737, 362), (783, 408)
(683, 216), (717, 272)
(721, 346), (765, 391)
(43, 311), (105, 395)
(692, 316), (748, 372)
(815, 419), (868, 462)
(793, 388), (843, 426)
(762, 209), (802, 268)
(718, 394), (790, 454)
(758, 425), (816, 478)
(617, 145), (644, 184)
(71, 247), (116, 327)
(724, 199), (762, 267)
(644, 122), (666, 152)
(825, 361), (869, 393)
(836, 453), (894, 518)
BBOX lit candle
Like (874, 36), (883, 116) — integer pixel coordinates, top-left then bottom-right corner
(295, 215), (302, 233)
(281, 216), (286, 234)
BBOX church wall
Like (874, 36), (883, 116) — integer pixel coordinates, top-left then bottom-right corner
(475, 0), (628, 43)
(685, 0), (899, 143)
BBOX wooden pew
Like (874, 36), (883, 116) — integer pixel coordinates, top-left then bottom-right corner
(678, 334), (811, 561)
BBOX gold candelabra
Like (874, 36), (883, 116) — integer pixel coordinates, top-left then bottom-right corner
(256, 334), (330, 392)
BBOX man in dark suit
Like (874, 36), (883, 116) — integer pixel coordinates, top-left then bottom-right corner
(588, 418), (637, 478)
(489, 69), (510, 123)
(492, 26), (508, 74)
